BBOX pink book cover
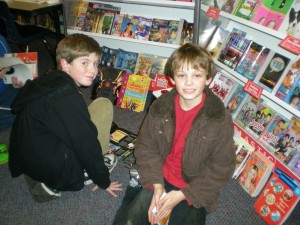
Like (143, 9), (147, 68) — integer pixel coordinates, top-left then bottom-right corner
(262, 10), (285, 31)
(252, 3), (270, 26)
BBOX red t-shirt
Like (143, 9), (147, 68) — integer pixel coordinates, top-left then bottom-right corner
(163, 93), (206, 189)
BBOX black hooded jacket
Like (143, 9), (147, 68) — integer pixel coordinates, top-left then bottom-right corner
(9, 70), (110, 190)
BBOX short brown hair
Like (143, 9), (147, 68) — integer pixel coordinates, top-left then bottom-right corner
(164, 43), (214, 80)
(56, 33), (101, 69)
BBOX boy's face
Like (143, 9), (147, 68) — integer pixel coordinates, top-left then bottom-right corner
(61, 53), (99, 87)
(171, 65), (211, 109)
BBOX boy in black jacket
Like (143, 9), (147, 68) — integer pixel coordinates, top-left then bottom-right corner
(9, 34), (122, 202)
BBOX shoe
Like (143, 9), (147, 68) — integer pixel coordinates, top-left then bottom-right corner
(84, 171), (93, 186)
(104, 153), (118, 173)
(0, 143), (7, 153)
(0, 152), (8, 165)
(41, 183), (61, 197)
(129, 168), (141, 188)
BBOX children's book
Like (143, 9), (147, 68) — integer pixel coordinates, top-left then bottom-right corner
(117, 74), (152, 112)
(114, 48), (126, 70)
(119, 15), (139, 39)
(152, 74), (175, 99)
(179, 21), (194, 45)
(73, 1), (89, 31)
(106, 48), (118, 68)
(134, 53), (155, 77)
(234, 0), (261, 20)
(166, 20), (180, 44)
(221, 0), (241, 14)
(100, 46), (110, 66)
(149, 55), (168, 80)
(232, 136), (255, 179)
(149, 18), (170, 43)
(110, 14), (125, 36)
(278, 1), (300, 39)
(209, 71), (237, 102)
(234, 42), (271, 81)
(260, 113), (290, 153)
(217, 32), (251, 69)
(175, 19), (187, 45)
(206, 27), (231, 58)
(246, 101), (276, 138)
(238, 150), (274, 197)
(274, 116), (300, 166)
(254, 170), (300, 224)
(283, 75), (300, 112)
(275, 58), (300, 101)
(234, 96), (262, 128)
(134, 16), (152, 41)
(225, 83), (248, 117)
(100, 12), (116, 35)
(120, 50), (138, 74)
(288, 151), (300, 178)
(257, 53), (291, 93)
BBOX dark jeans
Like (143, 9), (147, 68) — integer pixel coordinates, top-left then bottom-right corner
(113, 179), (206, 225)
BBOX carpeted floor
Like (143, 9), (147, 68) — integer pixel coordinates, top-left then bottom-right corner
(1, 38), (299, 225)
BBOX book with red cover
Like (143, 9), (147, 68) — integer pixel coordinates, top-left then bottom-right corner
(238, 150), (274, 197)
(254, 171), (300, 225)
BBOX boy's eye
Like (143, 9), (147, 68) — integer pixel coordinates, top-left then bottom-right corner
(82, 62), (88, 66)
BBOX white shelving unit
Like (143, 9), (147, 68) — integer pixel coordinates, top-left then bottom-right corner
(64, 0), (195, 57)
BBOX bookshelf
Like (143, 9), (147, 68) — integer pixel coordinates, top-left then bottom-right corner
(64, 0), (195, 57)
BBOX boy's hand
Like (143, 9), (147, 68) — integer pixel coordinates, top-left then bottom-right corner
(0, 67), (9, 79)
(148, 183), (165, 225)
(92, 181), (123, 197)
(11, 76), (24, 88)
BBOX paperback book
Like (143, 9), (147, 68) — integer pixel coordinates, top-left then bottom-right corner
(149, 18), (170, 43)
(166, 20), (180, 44)
(209, 71), (237, 102)
(100, 46), (110, 66)
(257, 53), (291, 93)
(246, 102), (276, 139)
(110, 14), (125, 36)
(275, 59), (300, 101)
(134, 53), (155, 77)
(234, 0), (261, 21)
(120, 50), (138, 74)
(234, 42), (271, 81)
(119, 15), (139, 39)
(179, 21), (194, 45)
(221, 0), (241, 14)
(260, 113), (290, 153)
(238, 150), (274, 197)
(206, 27), (231, 58)
(283, 75), (300, 112)
(225, 83), (248, 116)
(274, 116), (300, 166)
(254, 170), (300, 224)
(149, 55), (168, 79)
(73, 1), (89, 31)
(217, 32), (251, 69)
(232, 136), (255, 179)
(134, 16), (152, 41)
(234, 96), (262, 128)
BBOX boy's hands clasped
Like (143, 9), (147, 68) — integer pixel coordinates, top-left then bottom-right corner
(92, 181), (123, 197)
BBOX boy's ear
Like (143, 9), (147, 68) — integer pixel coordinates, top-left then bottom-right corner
(206, 77), (212, 86)
(60, 59), (69, 73)
(170, 77), (175, 85)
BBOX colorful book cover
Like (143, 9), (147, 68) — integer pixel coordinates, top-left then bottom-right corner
(100, 12), (115, 34)
(120, 50), (138, 74)
(225, 83), (248, 116)
(254, 172), (300, 224)
(179, 22), (194, 45)
(235, 42), (271, 81)
(100, 46), (110, 66)
(134, 16), (152, 41)
(217, 33), (251, 69)
(209, 71), (237, 102)
(106, 48), (118, 68)
(274, 116), (300, 166)
(221, 0), (241, 14)
(258, 53), (290, 93)
(275, 59), (300, 101)
(149, 18), (170, 43)
(175, 19), (187, 45)
(234, 0), (261, 20)
(238, 150), (274, 197)
(166, 20), (180, 44)
(246, 102), (276, 138)
(73, 1), (89, 31)
(232, 136), (255, 179)
(149, 55), (168, 80)
(288, 151), (300, 178)
(110, 14), (125, 36)
(278, 1), (300, 39)
(114, 48), (126, 69)
(260, 113), (290, 153)
(120, 15), (139, 39)
(283, 75), (300, 111)
(206, 27), (231, 58)
(119, 74), (152, 112)
(234, 96), (262, 128)
(134, 53), (155, 77)
(152, 74), (175, 98)
(261, 0), (293, 15)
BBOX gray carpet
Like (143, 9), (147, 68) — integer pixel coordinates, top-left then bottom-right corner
(1, 39), (299, 224)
